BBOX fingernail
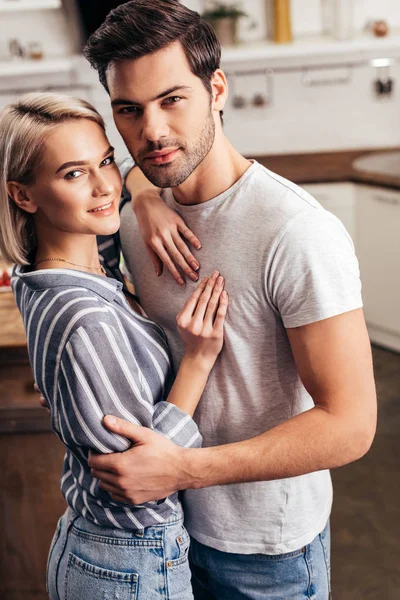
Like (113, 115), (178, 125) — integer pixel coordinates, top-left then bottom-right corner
(177, 277), (185, 286)
(189, 272), (199, 282)
(222, 291), (228, 299)
(191, 262), (200, 271)
(213, 270), (219, 278)
(217, 276), (224, 286)
(105, 416), (116, 426)
(196, 243), (202, 250)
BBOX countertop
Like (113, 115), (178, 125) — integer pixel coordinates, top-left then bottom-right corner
(254, 147), (400, 190)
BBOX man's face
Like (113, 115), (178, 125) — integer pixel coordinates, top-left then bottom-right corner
(107, 42), (216, 188)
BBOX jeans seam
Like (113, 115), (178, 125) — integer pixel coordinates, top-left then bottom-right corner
(304, 544), (314, 600)
(54, 514), (79, 600)
(319, 531), (332, 595)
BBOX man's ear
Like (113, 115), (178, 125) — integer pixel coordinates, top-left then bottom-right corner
(211, 69), (228, 113)
(7, 182), (38, 214)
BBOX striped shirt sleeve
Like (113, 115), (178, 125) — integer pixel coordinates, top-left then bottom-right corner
(57, 320), (202, 454)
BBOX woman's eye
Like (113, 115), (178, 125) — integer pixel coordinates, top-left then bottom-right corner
(64, 170), (82, 180)
(101, 155), (115, 167)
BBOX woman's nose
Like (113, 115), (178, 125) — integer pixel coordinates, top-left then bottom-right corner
(92, 172), (114, 197)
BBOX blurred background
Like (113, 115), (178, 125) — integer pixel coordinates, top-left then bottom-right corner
(0, 1), (399, 599)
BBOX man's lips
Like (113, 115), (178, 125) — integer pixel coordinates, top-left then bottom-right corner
(145, 148), (180, 164)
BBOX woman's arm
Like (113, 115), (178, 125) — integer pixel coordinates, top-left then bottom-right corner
(165, 271), (227, 417)
(55, 275), (227, 455)
(125, 166), (202, 286)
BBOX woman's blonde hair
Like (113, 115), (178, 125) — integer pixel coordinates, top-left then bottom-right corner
(0, 92), (105, 265)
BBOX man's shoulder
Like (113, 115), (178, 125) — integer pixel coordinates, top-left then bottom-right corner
(246, 162), (321, 216)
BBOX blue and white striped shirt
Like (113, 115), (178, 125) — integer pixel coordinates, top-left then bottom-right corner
(12, 266), (202, 530)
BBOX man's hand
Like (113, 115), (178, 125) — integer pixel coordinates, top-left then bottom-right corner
(88, 416), (190, 504)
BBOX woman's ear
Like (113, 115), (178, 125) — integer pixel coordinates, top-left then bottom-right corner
(211, 69), (228, 113)
(7, 182), (38, 214)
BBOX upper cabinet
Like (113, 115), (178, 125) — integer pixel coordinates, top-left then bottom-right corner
(0, 0), (61, 11)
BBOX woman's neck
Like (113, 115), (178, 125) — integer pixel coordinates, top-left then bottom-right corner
(34, 232), (102, 275)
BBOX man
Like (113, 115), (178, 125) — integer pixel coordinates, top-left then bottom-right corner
(83, 1), (376, 598)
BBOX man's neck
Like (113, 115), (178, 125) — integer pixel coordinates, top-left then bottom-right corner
(172, 136), (252, 206)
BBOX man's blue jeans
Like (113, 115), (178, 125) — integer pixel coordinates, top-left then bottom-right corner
(189, 521), (331, 600)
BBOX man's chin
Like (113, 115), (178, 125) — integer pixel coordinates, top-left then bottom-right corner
(139, 162), (191, 189)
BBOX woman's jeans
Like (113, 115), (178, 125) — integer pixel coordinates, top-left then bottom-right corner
(46, 507), (193, 600)
(189, 521), (332, 600)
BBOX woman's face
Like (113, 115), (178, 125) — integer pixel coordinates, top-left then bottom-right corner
(26, 119), (122, 237)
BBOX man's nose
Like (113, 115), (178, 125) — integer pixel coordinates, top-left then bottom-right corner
(141, 108), (169, 142)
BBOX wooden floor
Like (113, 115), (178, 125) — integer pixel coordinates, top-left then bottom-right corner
(0, 346), (399, 600)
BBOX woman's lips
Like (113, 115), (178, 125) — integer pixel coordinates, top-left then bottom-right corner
(87, 200), (115, 216)
(145, 149), (180, 165)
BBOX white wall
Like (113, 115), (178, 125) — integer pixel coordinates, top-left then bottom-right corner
(182, 0), (400, 42)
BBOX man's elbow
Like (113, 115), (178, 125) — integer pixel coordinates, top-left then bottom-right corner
(346, 411), (377, 463)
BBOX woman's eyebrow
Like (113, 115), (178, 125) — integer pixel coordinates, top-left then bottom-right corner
(55, 146), (114, 173)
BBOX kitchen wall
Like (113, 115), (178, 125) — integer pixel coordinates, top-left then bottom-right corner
(2, 1), (400, 61)
(183, 0), (400, 42)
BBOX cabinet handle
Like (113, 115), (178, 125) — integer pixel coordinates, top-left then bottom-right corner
(372, 194), (399, 206)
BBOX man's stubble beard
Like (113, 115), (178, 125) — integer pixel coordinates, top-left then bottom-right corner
(134, 110), (216, 189)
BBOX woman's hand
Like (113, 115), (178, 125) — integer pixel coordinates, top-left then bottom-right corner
(176, 271), (228, 371)
(133, 190), (202, 286)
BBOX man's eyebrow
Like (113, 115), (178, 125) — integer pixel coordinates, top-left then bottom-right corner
(56, 146), (114, 174)
(111, 86), (193, 107)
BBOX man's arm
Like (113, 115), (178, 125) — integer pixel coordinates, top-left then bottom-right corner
(89, 307), (377, 504)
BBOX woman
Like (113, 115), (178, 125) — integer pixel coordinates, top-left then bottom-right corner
(0, 92), (228, 600)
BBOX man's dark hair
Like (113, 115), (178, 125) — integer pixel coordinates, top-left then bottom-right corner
(83, 0), (221, 95)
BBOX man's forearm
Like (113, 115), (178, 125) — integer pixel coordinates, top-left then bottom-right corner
(181, 404), (376, 490)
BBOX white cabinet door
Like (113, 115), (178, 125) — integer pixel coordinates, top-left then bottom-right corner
(356, 185), (400, 351)
(301, 182), (356, 241)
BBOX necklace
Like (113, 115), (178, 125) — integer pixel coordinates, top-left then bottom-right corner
(34, 257), (107, 276)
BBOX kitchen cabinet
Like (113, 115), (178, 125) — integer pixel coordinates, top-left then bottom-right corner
(356, 185), (400, 352)
(300, 182), (356, 240)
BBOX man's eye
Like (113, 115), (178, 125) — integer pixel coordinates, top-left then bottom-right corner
(64, 170), (82, 180)
(119, 106), (140, 115)
(164, 96), (182, 105)
(101, 155), (115, 167)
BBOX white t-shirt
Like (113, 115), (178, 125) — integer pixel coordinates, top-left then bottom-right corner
(120, 160), (363, 554)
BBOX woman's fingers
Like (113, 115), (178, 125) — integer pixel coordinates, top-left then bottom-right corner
(163, 233), (199, 282)
(172, 231), (200, 273)
(213, 291), (229, 334)
(177, 222), (202, 251)
(192, 271), (220, 323)
(150, 233), (199, 284)
(146, 244), (164, 277)
(151, 240), (185, 286)
(204, 275), (225, 327)
(178, 278), (209, 321)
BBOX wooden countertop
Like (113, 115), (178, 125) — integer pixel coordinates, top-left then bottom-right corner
(254, 147), (400, 190)
(0, 292), (26, 349)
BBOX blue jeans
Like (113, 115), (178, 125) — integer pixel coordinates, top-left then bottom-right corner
(189, 521), (331, 600)
(46, 507), (194, 600)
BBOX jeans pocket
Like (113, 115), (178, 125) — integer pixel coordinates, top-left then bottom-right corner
(65, 552), (139, 600)
(46, 517), (62, 594)
(167, 526), (190, 568)
(166, 526), (193, 600)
